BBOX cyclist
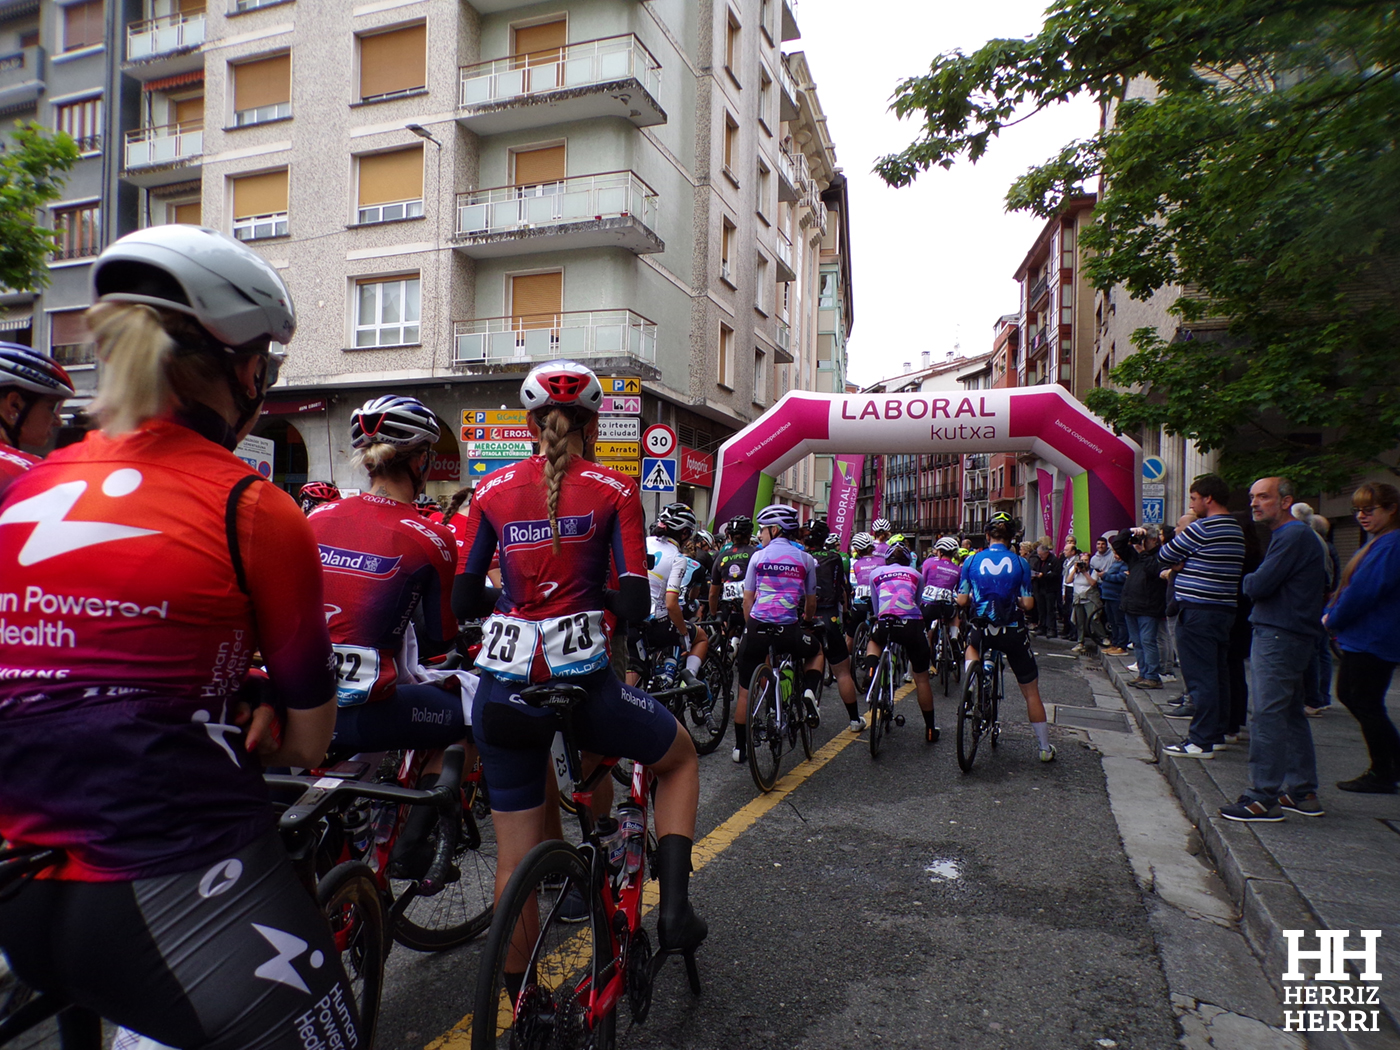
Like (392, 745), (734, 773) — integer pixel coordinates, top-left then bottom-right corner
(414, 491), (443, 522)
(456, 361), (705, 968)
(845, 531), (885, 652)
(956, 512), (1055, 762)
(922, 535), (965, 650)
(733, 503), (822, 762)
(298, 479), (341, 515)
(826, 530), (851, 576)
(865, 542), (940, 741)
(0, 226), (355, 1047)
(872, 517), (893, 556)
(631, 503), (710, 689)
(709, 514), (757, 644)
(807, 517), (866, 732)
(0, 343), (76, 496)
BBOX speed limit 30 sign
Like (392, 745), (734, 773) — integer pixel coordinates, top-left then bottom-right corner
(642, 424), (677, 459)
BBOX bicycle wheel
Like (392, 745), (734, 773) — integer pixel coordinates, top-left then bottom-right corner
(989, 664), (1003, 749)
(317, 861), (386, 1047)
(956, 668), (983, 773)
(796, 686), (814, 760)
(611, 757), (635, 788)
(851, 621), (872, 692)
(690, 653), (732, 755)
(868, 653), (888, 759)
(747, 665), (782, 793)
(938, 626), (952, 696)
(472, 840), (613, 1050)
(393, 779), (498, 952)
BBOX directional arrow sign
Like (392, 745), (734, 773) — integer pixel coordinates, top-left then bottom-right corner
(606, 377), (642, 395)
(463, 409), (528, 426)
(599, 459), (641, 477)
(600, 396), (641, 415)
(596, 417), (640, 441)
(466, 458), (522, 478)
(594, 441), (639, 458)
(641, 457), (677, 492)
(466, 441), (534, 458)
(461, 425), (534, 442)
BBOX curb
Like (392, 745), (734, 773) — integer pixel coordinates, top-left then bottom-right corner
(1099, 658), (1400, 1048)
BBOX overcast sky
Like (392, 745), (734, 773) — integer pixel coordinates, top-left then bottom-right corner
(792, 0), (1100, 387)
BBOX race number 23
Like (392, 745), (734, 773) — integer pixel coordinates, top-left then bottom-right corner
(543, 610), (608, 676)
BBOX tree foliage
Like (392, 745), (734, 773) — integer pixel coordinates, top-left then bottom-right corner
(0, 122), (79, 293)
(877, 1), (1400, 490)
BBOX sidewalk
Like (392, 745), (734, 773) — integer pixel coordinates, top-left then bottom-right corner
(1096, 650), (1400, 1046)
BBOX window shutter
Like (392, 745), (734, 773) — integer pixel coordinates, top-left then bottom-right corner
(234, 55), (291, 111)
(512, 145), (565, 187)
(512, 19), (566, 59)
(510, 272), (562, 329)
(65, 1), (103, 51)
(358, 147), (423, 207)
(359, 24), (427, 100)
(50, 310), (92, 347)
(173, 96), (204, 127)
(233, 170), (288, 218)
(173, 201), (202, 225)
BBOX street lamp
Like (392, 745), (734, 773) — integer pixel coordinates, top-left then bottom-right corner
(406, 123), (445, 376)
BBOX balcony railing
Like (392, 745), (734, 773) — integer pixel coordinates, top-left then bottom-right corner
(456, 171), (658, 238)
(777, 54), (800, 117)
(460, 34), (661, 109)
(454, 309), (656, 365)
(0, 46), (44, 110)
(1028, 274), (1049, 308)
(777, 145), (809, 197)
(124, 122), (203, 169)
(775, 318), (790, 356)
(128, 9), (206, 62)
(776, 227), (794, 270)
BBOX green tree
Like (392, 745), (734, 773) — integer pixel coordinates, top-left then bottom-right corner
(877, 0), (1400, 490)
(0, 122), (80, 293)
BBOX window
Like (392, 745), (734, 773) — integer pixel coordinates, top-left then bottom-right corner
(717, 324), (733, 388)
(57, 97), (102, 153)
(512, 143), (565, 187)
(50, 310), (95, 367)
(758, 69), (772, 134)
(357, 147), (424, 224)
(235, 0), (286, 10)
(723, 114), (738, 178)
(63, 1), (103, 52)
(19, 29), (38, 49)
(760, 0), (772, 42)
(819, 271), (836, 308)
(356, 276), (421, 347)
(53, 203), (100, 260)
(359, 24), (426, 103)
(753, 347), (767, 405)
(720, 218), (734, 284)
(232, 169), (288, 240)
(510, 271), (563, 330)
(755, 254), (769, 313)
(512, 19), (566, 62)
(724, 12), (740, 83)
(164, 198), (202, 225)
(756, 160), (770, 222)
(233, 54), (291, 126)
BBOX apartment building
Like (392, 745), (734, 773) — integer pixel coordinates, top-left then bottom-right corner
(34, 0), (849, 518)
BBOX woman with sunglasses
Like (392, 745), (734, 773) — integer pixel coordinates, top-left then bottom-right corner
(1324, 483), (1400, 793)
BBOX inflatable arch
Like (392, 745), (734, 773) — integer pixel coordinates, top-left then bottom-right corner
(710, 387), (1142, 546)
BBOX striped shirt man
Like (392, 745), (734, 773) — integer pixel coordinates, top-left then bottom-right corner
(1158, 515), (1245, 607)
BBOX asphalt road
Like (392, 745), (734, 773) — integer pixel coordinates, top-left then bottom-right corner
(376, 636), (1181, 1050)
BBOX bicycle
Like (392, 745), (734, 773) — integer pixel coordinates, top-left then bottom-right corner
(849, 610), (874, 694)
(636, 624), (730, 757)
(746, 641), (814, 793)
(865, 616), (909, 759)
(931, 617), (962, 697)
(956, 630), (1005, 773)
(472, 683), (701, 1050)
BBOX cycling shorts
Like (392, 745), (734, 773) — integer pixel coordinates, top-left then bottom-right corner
(814, 610), (850, 666)
(843, 602), (871, 635)
(332, 680), (471, 754)
(871, 618), (931, 674)
(472, 667), (677, 812)
(737, 622), (820, 686)
(0, 830), (357, 1050)
(626, 618), (694, 667)
(965, 622), (1039, 684)
(921, 600), (960, 627)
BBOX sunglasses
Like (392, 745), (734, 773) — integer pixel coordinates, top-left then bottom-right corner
(263, 350), (285, 389)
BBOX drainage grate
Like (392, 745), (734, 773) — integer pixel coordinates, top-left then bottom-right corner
(1054, 706), (1131, 733)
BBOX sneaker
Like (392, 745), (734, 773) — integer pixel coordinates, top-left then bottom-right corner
(1163, 741), (1214, 759)
(1126, 662), (1139, 672)
(731, 746), (745, 764)
(1138, 678), (1163, 690)
(1105, 647), (1129, 656)
(1278, 792), (1325, 817)
(1336, 771), (1399, 794)
(1039, 745), (1057, 763)
(1220, 795), (1284, 822)
(1070, 644), (1087, 655)
(848, 717), (867, 733)
(903, 672), (913, 684)
(1224, 731), (1248, 745)
(1161, 672), (1178, 683)
(803, 688), (821, 728)
(1164, 701), (1196, 718)
(1303, 705), (1327, 718)
(556, 886), (591, 923)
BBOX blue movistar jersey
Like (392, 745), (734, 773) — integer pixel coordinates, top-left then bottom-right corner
(958, 543), (1033, 625)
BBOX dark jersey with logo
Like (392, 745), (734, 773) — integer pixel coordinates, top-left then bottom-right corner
(812, 548), (848, 612)
(710, 543), (757, 605)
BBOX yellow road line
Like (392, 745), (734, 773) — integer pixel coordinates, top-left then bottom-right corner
(426, 685), (916, 1050)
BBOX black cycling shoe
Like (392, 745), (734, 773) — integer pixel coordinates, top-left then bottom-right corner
(655, 834), (707, 953)
(925, 725), (940, 744)
(388, 840), (433, 881)
(658, 903), (709, 953)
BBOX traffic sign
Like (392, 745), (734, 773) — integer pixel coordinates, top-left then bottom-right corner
(600, 395), (641, 415)
(594, 441), (639, 458)
(466, 441), (534, 458)
(1142, 482), (1166, 497)
(460, 425), (533, 442)
(641, 457), (677, 492)
(466, 458), (523, 479)
(599, 459), (640, 477)
(1141, 497), (1165, 525)
(1142, 456), (1167, 481)
(606, 377), (641, 395)
(463, 409), (528, 426)
(642, 424), (677, 458)
(596, 416), (640, 441)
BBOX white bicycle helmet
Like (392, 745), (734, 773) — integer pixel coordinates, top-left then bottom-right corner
(851, 532), (875, 552)
(520, 361), (603, 413)
(935, 536), (959, 553)
(350, 395), (440, 450)
(656, 503), (698, 534)
(824, 533), (841, 549)
(872, 517), (891, 533)
(0, 343), (76, 399)
(92, 225), (295, 349)
(756, 503), (801, 533)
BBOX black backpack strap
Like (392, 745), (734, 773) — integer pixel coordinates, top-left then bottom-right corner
(225, 475), (264, 595)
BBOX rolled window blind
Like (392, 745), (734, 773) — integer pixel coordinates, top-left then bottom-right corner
(50, 311), (92, 347)
(233, 170), (288, 218)
(359, 24), (426, 100)
(234, 55), (290, 111)
(358, 147), (424, 206)
(173, 201), (202, 224)
(512, 145), (565, 186)
(510, 272), (562, 329)
(512, 19), (565, 59)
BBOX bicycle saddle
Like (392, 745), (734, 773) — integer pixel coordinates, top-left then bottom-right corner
(518, 682), (591, 711)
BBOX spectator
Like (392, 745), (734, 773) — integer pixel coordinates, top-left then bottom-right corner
(1112, 526), (1168, 688)
(1158, 476), (1245, 759)
(1100, 550), (1129, 653)
(1324, 482), (1400, 794)
(1031, 540), (1062, 638)
(1060, 538), (1080, 640)
(1218, 477), (1328, 821)
(1292, 503), (1338, 716)
(1066, 549), (1106, 655)
(1225, 516), (1264, 743)
(1090, 535), (1114, 577)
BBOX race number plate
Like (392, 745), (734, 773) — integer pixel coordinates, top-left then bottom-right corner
(921, 586), (955, 604)
(722, 580), (744, 602)
(333, 644), (381, 707)
(475, 615), (541, 682)
(854, 584), (871, 602)
(542, 610), (609, 677)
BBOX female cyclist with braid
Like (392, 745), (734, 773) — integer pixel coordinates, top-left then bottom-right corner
(457, 362), (706, 990)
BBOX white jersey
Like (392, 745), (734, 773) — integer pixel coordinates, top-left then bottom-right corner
(646, 536), (689, 619)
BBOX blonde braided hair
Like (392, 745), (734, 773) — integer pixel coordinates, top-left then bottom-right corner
(537, 407), (576, 553)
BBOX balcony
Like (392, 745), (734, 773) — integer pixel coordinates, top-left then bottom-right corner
(454, 309), (657, 367)
(774, 318), (793, 363)
(457, 34), (666, 136)
(781, 0), (800, 42)
(126, 9), (206, 81)
(1028, 274), (1049, 309)
(453, 171), (662, 258)
(123, 122), (203, 187)
(775, 227), (796, 282)
(0, 46), (44, 111)
(777, 55), (799, 120)
(776, 145), (806, 202)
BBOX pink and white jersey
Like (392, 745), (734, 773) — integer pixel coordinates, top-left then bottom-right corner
(920, 556), (963, 604)
(743, 537), (816, 624)
(849, 552), (887, 604)
(869, 564), (923, 621)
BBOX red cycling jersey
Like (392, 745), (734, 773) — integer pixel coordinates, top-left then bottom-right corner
(460, 457), (645, 681)
(310, 493), (457, 705)
(0, 445), (40, 498)
(0, 418), (334, 880)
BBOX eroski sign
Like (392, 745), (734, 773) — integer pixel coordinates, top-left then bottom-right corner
(710, 388), (1141, 541)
